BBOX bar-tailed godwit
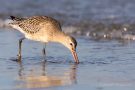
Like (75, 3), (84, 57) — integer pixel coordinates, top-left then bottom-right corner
(9, 16), (79, 63)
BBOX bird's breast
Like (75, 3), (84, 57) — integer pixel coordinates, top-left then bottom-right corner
(25, 28), (53, 43)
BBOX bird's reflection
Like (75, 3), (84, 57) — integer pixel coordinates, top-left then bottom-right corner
(16, 61), (78, 89)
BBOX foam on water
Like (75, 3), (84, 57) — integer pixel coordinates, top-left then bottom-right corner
(0, 0), (135, 41)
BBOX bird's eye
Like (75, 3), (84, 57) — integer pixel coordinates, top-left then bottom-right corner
(70, 43), (73, 46)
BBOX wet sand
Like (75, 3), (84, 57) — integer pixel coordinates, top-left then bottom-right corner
(0, 28), (135, 90)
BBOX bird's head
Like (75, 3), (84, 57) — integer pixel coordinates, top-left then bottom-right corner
(62, 36), (79, 64)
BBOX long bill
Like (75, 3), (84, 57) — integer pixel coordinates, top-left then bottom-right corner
(71, 50), (79, 64)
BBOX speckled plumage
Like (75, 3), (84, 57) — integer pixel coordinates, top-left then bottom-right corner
(10, 16), (62, 42)
(11, 16), (61, 34)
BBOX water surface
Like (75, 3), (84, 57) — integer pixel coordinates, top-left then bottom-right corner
(0, 29), (135, 90)
(0, 0), (135, 90)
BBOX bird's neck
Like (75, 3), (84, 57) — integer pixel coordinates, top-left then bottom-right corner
(51, 31), (68, 44)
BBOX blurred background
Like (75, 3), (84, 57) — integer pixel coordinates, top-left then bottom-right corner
(1, 0), (135, 90)
(1, 0), (135, 40)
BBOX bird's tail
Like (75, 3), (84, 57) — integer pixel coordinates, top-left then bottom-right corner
(10, 16), (23, 21)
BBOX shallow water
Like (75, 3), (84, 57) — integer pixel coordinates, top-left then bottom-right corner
(1, 0), (135, 90)
(1, 29), (135, 90)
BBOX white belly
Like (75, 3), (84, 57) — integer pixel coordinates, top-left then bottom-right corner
(25, 34), (48, 42)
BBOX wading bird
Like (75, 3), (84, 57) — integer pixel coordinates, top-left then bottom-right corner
(9, 16), (79, 63)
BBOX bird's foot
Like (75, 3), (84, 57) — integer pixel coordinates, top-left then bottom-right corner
(10, 55), (22, 63)
(17, 54), (22, 62)
(42, 57), (47, 62)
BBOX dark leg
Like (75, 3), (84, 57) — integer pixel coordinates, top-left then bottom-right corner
(42, 43), (46, 61)
(17, 37), (25, 62)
